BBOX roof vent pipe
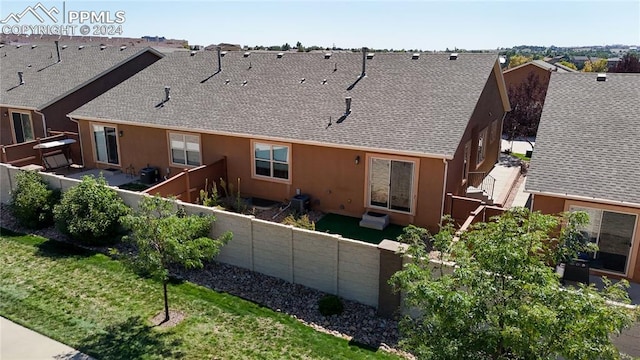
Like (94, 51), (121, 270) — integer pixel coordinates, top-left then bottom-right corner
(361, 47), (367, 77)
(217, 47), (222, 72)
(164, 86), (170, 102)
(345, 97), (352, 114)
(54, 40), (61, 62)
(18, 71), (24, 85)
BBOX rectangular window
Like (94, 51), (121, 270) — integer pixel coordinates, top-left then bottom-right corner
(477, 128), (487, 165)
(93, 124), (119, 165)
(462, 141), (471, 183)
(11, 112), (34, 143)
(369, 157), (415, 213)
(490, 120), (499, 143)
(570, 206), (637, 274)
(170, 133), (201, 166)
(253, 142), (289, 180)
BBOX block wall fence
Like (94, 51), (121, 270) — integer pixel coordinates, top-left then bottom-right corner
(0, 163), (422, 316)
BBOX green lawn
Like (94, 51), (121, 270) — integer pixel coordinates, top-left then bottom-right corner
(511, 153), (531, 161)
(0, 229), (400, 360)
(315, 214), (405, 245)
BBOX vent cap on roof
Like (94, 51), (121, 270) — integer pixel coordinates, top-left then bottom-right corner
(120, 45), (126, 51)
(78, 45), (84, 50)
(16, 44), (21, 48)
(61, 45), (68, 49)
(243, 51), (251, 57)
(220, 51), (227, 57)
(277, 52), (284, 58)
(412, 53), (420, 60)
(31, 44), (37, 49)
(596, 73), (607, 81)
(100, 45), (106, 50)
(366, 52), (375, 59)
(324, 52), (332, 59)
(190, 50), (197, 56)
(449, 53), (458, 60)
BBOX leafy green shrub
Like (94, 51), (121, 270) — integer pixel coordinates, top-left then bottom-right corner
(318, 294), (343, 316)
(282, 213), (315, 230)
(54, 175), (130, 244)
(10, 170), (60, 229)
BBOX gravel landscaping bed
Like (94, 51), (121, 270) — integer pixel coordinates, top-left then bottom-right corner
(0, 203), (410, 358)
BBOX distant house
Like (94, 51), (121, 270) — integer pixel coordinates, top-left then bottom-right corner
(504, 59), (577, 92)
(0, 42), (162, 145)
(69, 51), (510, 231)
(526, 72), (640, 282)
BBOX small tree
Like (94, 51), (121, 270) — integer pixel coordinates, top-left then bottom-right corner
(558, 60), (578, 70)
(503, 72), (548, 148)
(120, 195), (232, 322)
(507, 55), (532, 68)
(54, 175), (130, 244)
(391, 208), (638, 360)
(582, 58), (608, 72)
(10, 170), (60, 229)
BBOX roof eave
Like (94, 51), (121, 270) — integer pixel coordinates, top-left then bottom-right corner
(69, 114), (454, 160)
(526, 188), (640, 209)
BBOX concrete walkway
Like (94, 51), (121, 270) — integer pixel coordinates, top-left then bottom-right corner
(0, 317), (92, 360)
(487, 155), (521, 206)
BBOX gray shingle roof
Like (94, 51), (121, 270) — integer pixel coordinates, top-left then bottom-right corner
(526, 72), (640, 206)
(0, 43), (157, 109)
(71, 51), (500, 157)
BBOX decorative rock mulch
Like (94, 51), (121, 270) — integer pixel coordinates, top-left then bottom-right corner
(0, 204), (413, 358)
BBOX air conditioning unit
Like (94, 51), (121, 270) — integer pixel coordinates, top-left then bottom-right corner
(291, 194), (311, 213)
(140, 167), (160, 184)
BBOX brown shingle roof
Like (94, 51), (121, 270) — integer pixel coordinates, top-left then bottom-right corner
(71, 51), (500, 157)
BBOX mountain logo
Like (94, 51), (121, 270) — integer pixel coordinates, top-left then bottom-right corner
(0, 2), (60, 24)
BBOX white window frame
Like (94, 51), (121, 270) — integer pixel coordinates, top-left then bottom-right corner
(10, 110), (34, 143)
(91, 123), (120, 166)
(569, 205), (638, 276)
(168, 132), (201, 167)
(365, 154), (419, 215)
(476, 128), (487, 166)
(251, 140), (291, 183)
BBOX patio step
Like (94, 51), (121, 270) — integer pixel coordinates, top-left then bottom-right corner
(359, 211), (389, 230)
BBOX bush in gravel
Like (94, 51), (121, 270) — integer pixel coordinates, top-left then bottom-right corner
(10, 170), (60, 229)
(318, 294), (344, 316)
(54, 175), (130, 245)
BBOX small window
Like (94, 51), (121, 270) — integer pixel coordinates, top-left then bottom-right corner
(170, 133), (200, 166)
(11, 112), (34, 143)
(253, 142), (290, 181)
(477, 128), (487, 165)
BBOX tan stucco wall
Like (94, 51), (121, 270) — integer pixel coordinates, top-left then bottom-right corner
(533, 194), (640, 283)
(503, 63), (552, 94)
(78, 121), (446, 230)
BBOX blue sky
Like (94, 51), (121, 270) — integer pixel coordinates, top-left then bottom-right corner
(2, 1), (639, 50)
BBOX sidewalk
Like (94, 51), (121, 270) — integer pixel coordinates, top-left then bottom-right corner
(0, 317), (93, 360)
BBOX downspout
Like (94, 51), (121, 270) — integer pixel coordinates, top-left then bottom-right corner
(33, 109), (47, 138)
(440, 158), (449, 225)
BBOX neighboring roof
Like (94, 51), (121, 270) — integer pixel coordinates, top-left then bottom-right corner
(526, 73), (640, 207)
(71, 51), (501, 157)
(0, 43), (162, 110)
(504, 60), (577, 74)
